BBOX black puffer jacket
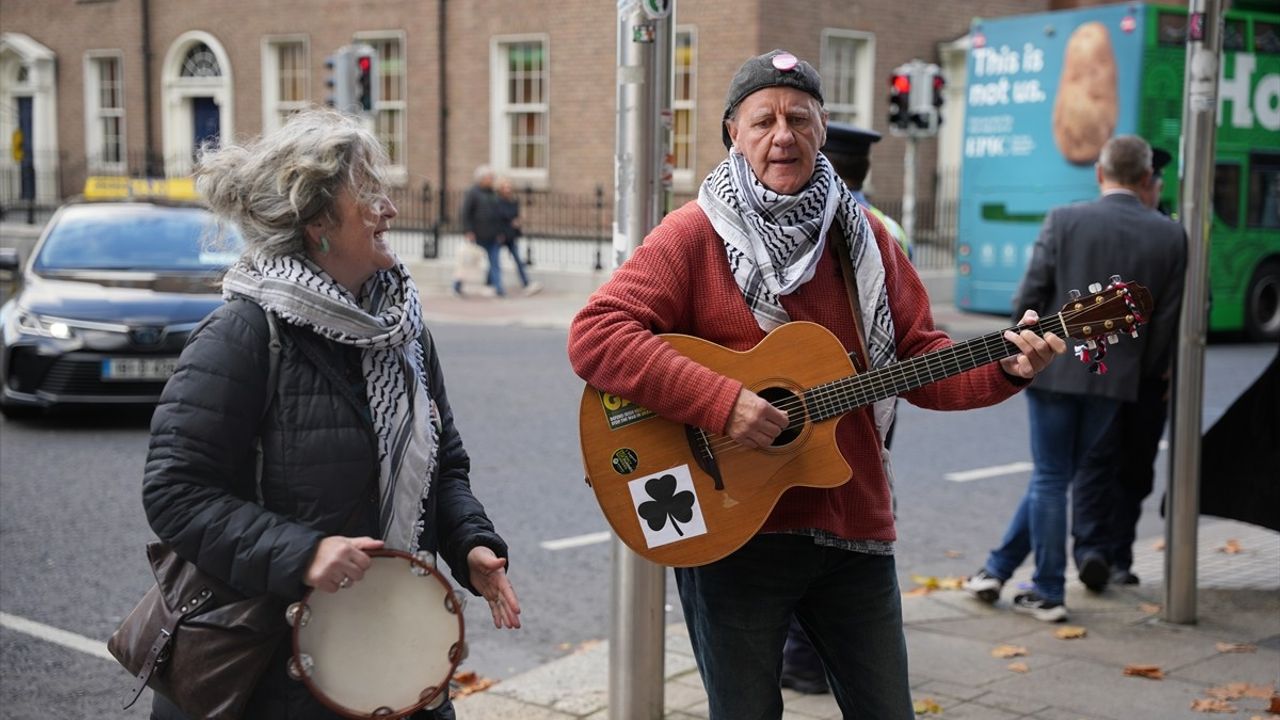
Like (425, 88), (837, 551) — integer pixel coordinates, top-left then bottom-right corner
(143, 299), (506, 719)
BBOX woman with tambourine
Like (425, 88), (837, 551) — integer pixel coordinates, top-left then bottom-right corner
(142, 107), (521, 720)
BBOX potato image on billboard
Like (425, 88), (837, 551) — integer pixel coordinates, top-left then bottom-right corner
(1052, 21), (1118, 164)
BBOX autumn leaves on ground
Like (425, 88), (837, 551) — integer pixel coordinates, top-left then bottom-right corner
(904, 538), (1278, 717)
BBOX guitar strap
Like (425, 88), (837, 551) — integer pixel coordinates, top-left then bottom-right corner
(830, 227), (871, 374)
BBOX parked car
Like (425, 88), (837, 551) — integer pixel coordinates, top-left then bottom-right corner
(0, 192), (240, 418)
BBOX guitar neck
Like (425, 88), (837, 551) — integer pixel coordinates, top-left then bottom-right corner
(805, 313), (1067, 422)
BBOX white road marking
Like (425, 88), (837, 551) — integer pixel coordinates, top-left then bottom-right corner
(0, 611), (114, 661)
(541, 531), (613, 551)
(944, 461), (1034, 483)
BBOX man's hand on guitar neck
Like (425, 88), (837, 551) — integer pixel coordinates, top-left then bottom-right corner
(999, 309), (1067, 380)
(726, 387), (790, 449)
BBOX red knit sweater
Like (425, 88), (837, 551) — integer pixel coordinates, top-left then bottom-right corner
(567, 201), (1023, 542)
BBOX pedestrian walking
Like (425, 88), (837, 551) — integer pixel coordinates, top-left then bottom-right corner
(1069, 146), (1181, 590)
(458, 165), (507, 296)
(568, 49), (1064, 719)
(144, 108), (521, 720)
(964, 135), (1186, 620)
(496, 177), (542, 296)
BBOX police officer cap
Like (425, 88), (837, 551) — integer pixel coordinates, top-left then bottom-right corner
(722, 49), (824, 150)
(1151, 147), (1172, 177)
(823, 122), (882, 158)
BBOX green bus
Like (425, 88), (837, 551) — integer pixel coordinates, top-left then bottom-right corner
(956, 3), (1280, 340)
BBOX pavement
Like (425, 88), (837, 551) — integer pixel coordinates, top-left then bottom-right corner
(396, 252), (1280, 720)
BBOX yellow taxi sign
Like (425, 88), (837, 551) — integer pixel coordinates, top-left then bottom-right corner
(83, 176), (200, 202)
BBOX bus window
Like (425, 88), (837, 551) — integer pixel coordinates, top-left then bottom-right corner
(1247, 154), (1280, 229)
(1224, 20), (1247, 51)
(1215, 164), (1242, 228)
(1256, 22), (1280, 54)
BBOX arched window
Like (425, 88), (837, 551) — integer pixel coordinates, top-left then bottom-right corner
(180, 43), (221, 78)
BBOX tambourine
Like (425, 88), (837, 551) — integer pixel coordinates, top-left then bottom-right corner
(285, 549), (467, 719)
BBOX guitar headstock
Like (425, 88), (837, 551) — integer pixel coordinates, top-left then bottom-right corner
(1057, 277), (1153, 343)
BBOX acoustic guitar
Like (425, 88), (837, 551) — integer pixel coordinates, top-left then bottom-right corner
(578, 279), (1153, 567)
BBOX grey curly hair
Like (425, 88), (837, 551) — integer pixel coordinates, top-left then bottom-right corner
(196, 106), (389, 258)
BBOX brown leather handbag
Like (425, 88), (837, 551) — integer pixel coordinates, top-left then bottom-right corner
(108, 542), (286, 719)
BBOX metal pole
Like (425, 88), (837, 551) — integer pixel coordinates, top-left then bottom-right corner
(610, 2), (673, 718)
(1165, 0), (1222, 625)
(901, 136), (917, 247)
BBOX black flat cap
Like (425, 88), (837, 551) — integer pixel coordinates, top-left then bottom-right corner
(721, 49), (824, 150)
(823, 122), (882, 158)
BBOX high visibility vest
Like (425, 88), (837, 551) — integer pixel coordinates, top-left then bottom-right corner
(866, 203), (910, 259)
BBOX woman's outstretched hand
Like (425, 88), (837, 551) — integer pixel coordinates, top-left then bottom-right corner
(467, 545), (522, 629)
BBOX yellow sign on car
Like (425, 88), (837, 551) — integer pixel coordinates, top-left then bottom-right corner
(83, 176), (200, 202)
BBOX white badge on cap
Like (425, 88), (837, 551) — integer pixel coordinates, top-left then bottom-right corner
(772, 53), (798, 71)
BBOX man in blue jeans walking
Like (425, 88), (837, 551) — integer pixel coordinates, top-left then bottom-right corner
(964, 136), (1186, 622)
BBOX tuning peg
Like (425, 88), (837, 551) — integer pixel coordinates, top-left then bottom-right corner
(1130, 329), (1140, 339)
(1068, 288), (1081, 300)
(1088, 282), (1103, 293)
(1086, 339), (1097, 350)
(1107, 333), (1119, 344)
(1109, 274), (1122, 286)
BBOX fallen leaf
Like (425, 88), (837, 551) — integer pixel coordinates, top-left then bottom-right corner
(1191, 697), (1238, 713)
(1055, 626), (1087, 639)
(944, 550), (964, 558)
(912, 697), (943, 714)
(1124, 664), (1164, 680)
(904, 585), (933, 597)
(557, 642), (573, 651)
(1207, 682), (1275, 700)
(1007, 662), (1029, 673)
(937, 576), (966, 590)
(1242, 684), (1275, 699)
(1219, 539), (1243, 554)
(1139, 603), (1162, 614)
(1153, 539), (1166, 551)
(450, 670), (497, 699)
(1215, 642), (1258, 654)
(991, 644), (1028, 658)
(910, 574), (941, 589)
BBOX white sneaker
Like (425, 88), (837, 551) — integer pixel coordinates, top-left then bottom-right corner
(523, 281), (544, 296)
(1011, 591), (1068, 622)
(962, 569), (1004, 604)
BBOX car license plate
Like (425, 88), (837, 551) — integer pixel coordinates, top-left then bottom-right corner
(101, 357), (179, 381)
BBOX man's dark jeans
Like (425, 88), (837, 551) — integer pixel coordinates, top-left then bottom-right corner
(675, 534), (912, 720)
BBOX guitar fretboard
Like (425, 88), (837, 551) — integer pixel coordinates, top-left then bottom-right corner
(803, 313), (1068, 423)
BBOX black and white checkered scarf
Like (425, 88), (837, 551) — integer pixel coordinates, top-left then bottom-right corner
(697, 149), (898, 443)
(222, 253), (439, 553)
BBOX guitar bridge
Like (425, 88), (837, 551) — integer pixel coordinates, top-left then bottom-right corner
(684, 425), (724, 491)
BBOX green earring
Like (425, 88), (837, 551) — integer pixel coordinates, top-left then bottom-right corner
(318, 235), (330, 254)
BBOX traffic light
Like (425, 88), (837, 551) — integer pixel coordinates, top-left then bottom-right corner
(325, 47), (355, 111)
(888, 71), (911, 130)
(889, 61), (943, 136)
(353, 45), (378, 113)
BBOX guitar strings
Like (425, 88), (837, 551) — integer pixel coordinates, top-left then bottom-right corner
(691, 297), (1126, 456)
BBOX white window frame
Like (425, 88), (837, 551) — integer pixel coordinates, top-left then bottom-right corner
(354, 30), (408, 185)
(819, 29), (876, 128)
(260, 36), (309, 134)
(83, 50), (126, 174)
(490, 34), (550, 189)
(672, 26), (698, 192)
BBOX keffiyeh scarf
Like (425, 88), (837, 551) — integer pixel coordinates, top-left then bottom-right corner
(697, 150), (899, 444)
(222, 253), (439, 553)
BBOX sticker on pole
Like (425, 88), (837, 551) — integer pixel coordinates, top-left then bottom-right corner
(642, 0), (671, 19)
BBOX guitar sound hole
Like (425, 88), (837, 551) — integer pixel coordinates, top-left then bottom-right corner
(758, 386), (804, 447)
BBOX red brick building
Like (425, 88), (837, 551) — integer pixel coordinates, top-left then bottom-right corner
(2, 0), (1142, 219)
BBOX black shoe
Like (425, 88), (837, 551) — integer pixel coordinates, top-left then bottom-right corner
(780, 666), (829, 695)
(1111, 569), (1140, 585)
(1078, 554), (1110, 593)
(962, 569), (1005, 604)
(1011, 591), (1069, 622)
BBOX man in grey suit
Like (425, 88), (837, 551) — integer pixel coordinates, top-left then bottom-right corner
(963, 135), (1186, 622)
